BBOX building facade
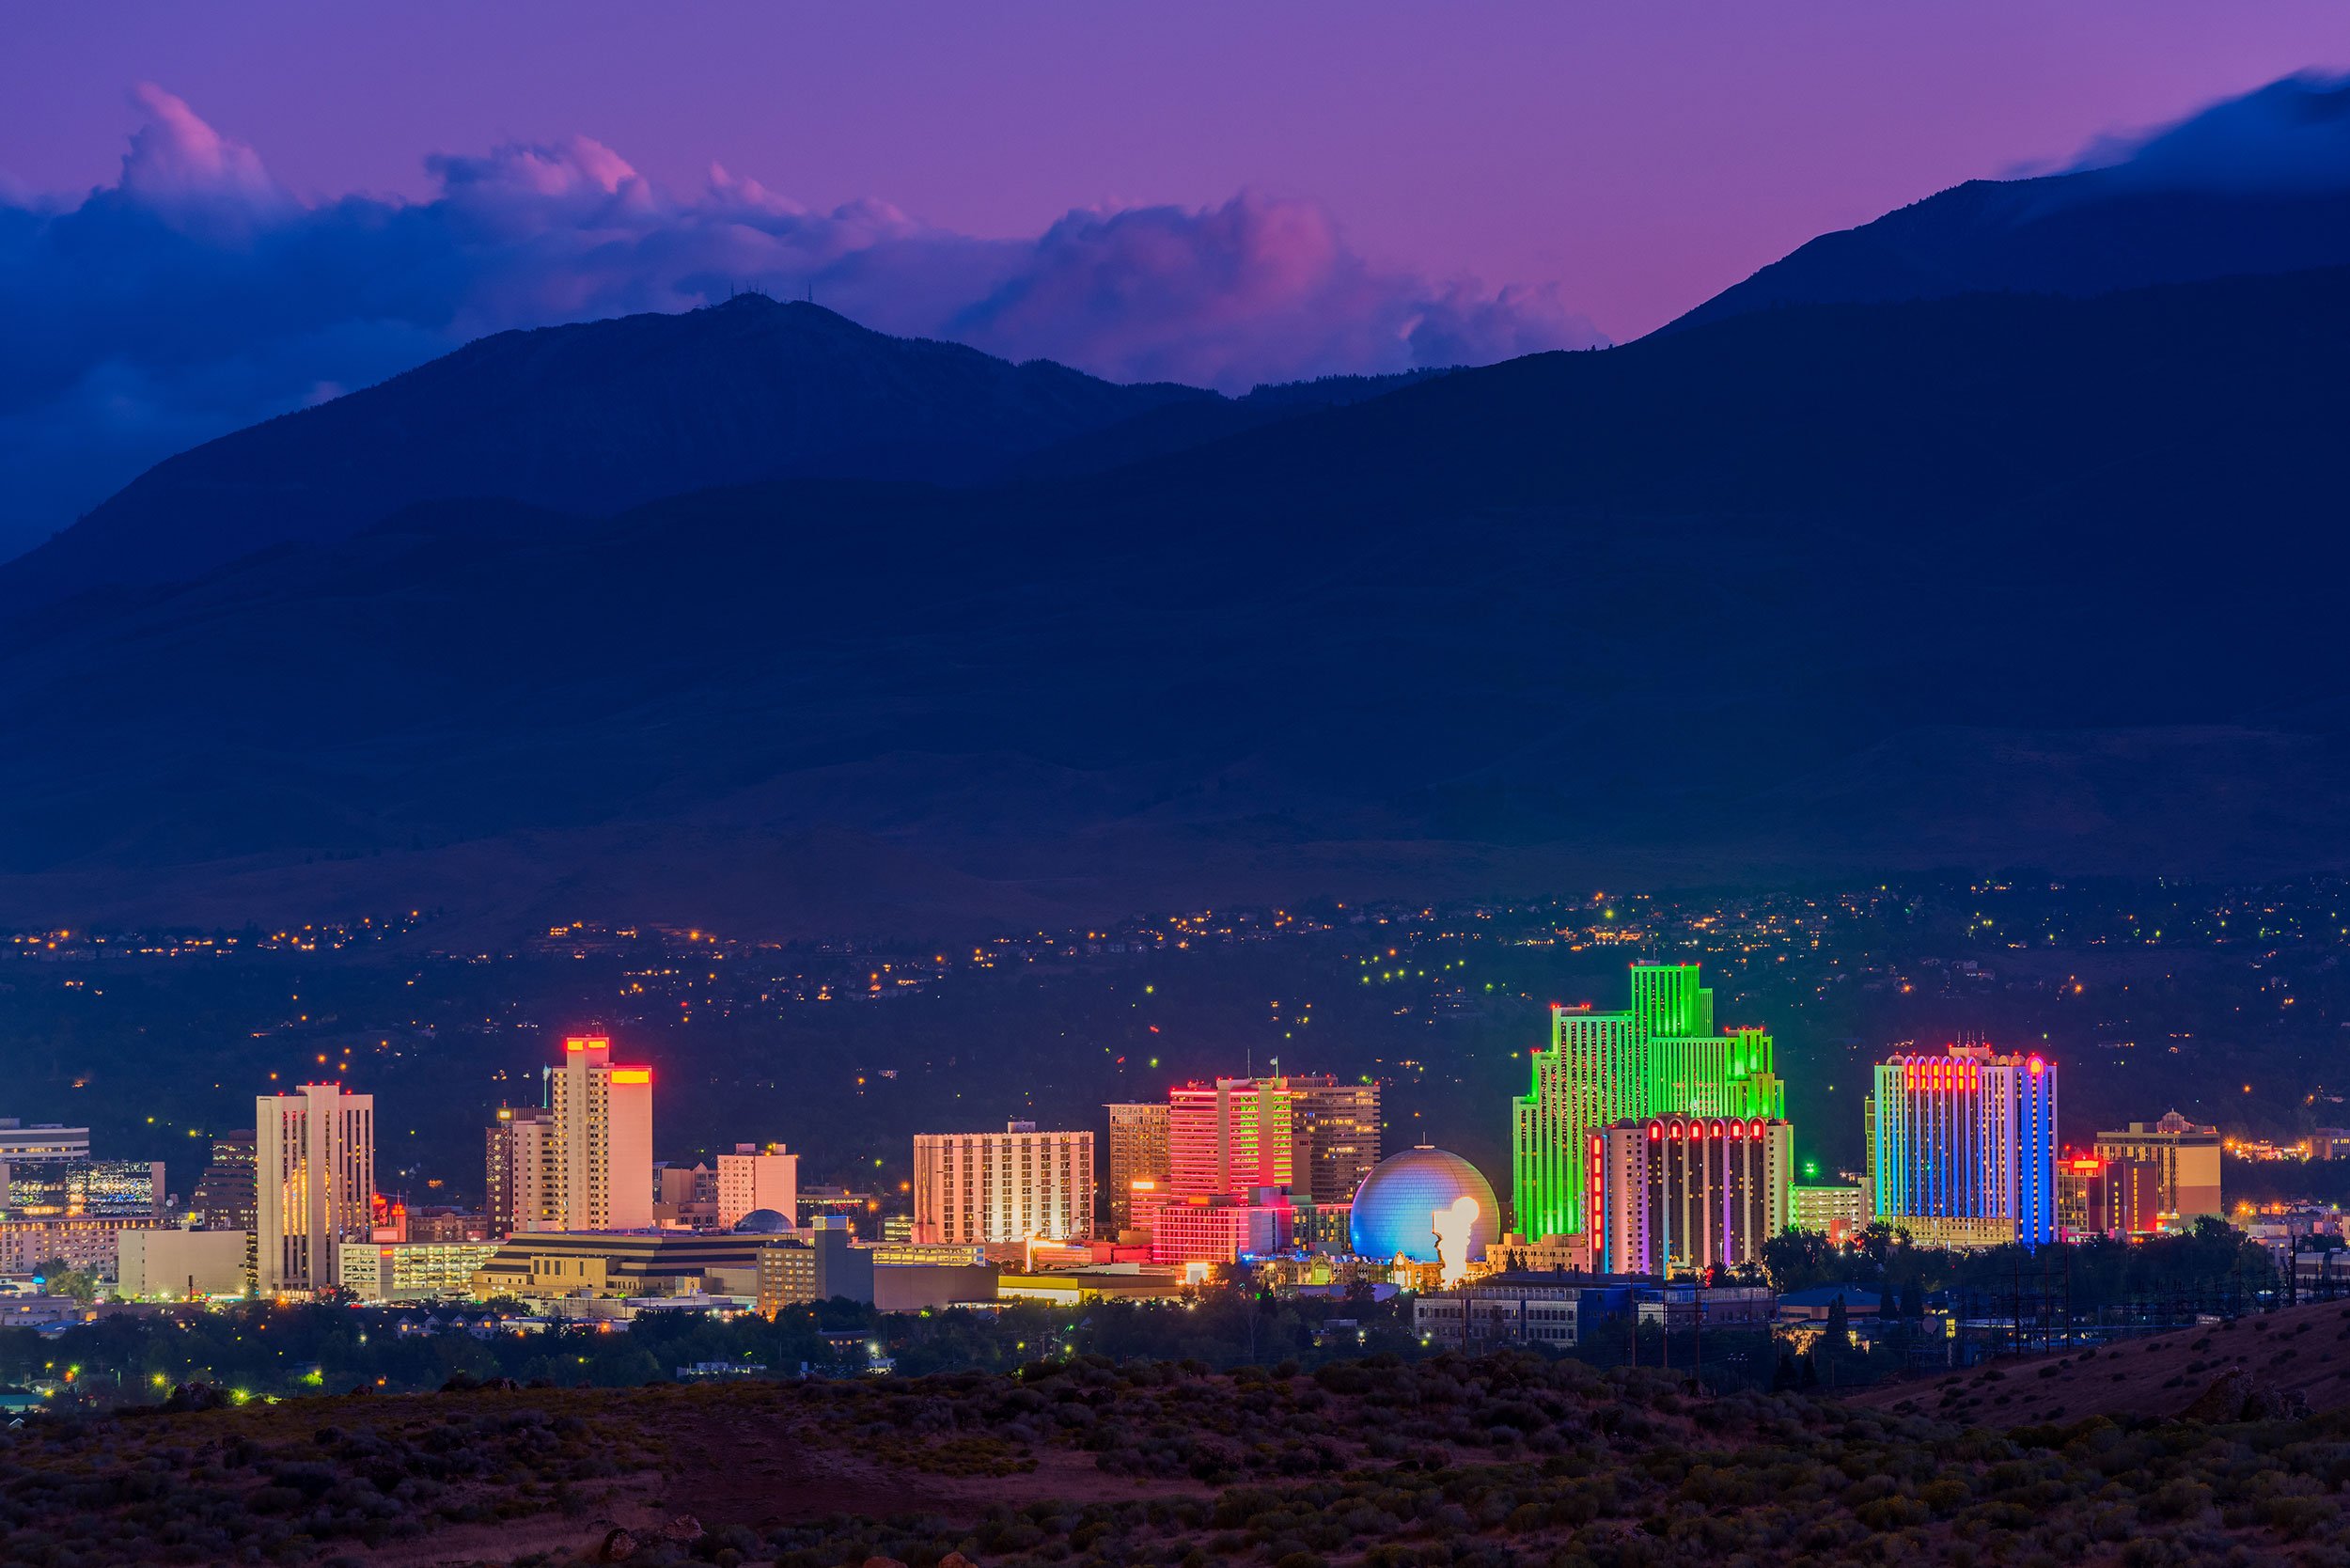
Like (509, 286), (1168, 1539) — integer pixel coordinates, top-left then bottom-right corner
(912, 1122), (1094, 1245)
(2, 1158), (164, 1218)
(191, 1131), (258, 1235)
(1290, 1076), (1383, 1206)
(337, 1240), (504, 1302)
(485, 1105), (556, 1238)
(0, 1120), (90, 1166)
(1791, 1183), (1867, 1243)
(754, 1219), (874, 1311)
(1143, 1193), (1292, 1266)
(2058, 1153), (2163, 1239)
(0, 1215), (158, 1274)
(546, 1037), (654, 1231)
(1411, 1274), (1635, 1350)
(1865, 1043), (2058, 1249)
(1104, 1102), (1172, 1232)
(257, 1083), (376, 1296)
(1590, 1116), (1793, 1277)
(117, 1228), (251, 1299)
(1167, 1079), (1296, 1199)
(654, 1162), (718, 1229)
(1512, 964), (1784, 1245)
(2092, 1112), (2222, 1221)
(716, 1143), (799, 1231)
(468, 1231), (765, 1302)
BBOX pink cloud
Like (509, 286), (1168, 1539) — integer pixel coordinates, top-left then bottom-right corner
(0, 89), (1605, 556)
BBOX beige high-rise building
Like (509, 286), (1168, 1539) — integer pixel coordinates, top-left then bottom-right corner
(1104, 1103), (1170, 1231)
(256, 1083), (375, 1297)
(546, 1037), (654, 1231)
(913, 1121), (1094, 1245)
(716, 1143), (799, 1230)
(484, 1105), (556, 1238)
(2093, 1111), (2222, 1220)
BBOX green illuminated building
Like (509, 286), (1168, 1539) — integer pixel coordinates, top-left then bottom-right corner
(1512, 964), (1785, 1242)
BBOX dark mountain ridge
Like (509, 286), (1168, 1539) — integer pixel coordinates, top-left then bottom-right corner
(2, 264), (2347, 933)
(1668, 168), (2350, 331)
(0, 298), (1193, 615)
(0, 299), (1458, 619)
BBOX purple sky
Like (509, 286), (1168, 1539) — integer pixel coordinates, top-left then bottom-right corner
(0, 2), (2345, 560)
(8, 1), (2344, 335)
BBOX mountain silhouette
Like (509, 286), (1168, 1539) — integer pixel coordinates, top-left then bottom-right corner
(0, 263), (2345, 933)
(1668, 169), (2350, 332)
(0, 297), (1220, 615)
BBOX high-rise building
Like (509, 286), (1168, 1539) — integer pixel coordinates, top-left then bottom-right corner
(1590, 1116), (1793, 1277)
(484, 1105), (556, 1238)
(2092, 1112), (2222, 1221)
(716, 1143), (798, 1231)
(1512, 964), (1785, 1244)
(1864, 1043), (2058, 1250)
(257, 1083), (376, 1297)
(912, 1121), (1094, 1245)
(1289, 1076), (1383, 1205)
(1104, 1102), (1171, 1231)
(1168, 1078), (1299, 1198)
(191, 1131), (258, 1233)
(545, 1037), (653, 1231)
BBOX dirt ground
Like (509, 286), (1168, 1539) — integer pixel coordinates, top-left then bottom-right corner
(1843, 1296), (2350, 1424)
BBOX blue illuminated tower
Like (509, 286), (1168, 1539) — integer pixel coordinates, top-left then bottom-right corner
(1864, 1043), (2058, 1248)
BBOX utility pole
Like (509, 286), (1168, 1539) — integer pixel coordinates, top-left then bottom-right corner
(1689, 1289), (1702, 1392)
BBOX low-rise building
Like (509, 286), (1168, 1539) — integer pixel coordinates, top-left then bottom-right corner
(1791, 1184), (1867, 1243)
(340, 1240), (505, 1302)
(1413, 1273), (1608, 1350)
(118, 1229), (250, 1299)
(0, 1294), (97, 1329)
(995, 1264), (1184, 1305)
(1634, 1281), (1775, 1330)
(755, 1218), (873, 1311)
(1882, 1215), (2017, 1250)
(468, 1231), (766, 1304)
(1137, 1191), (1292, 1266)
(0, 1215), (160, 1275)
(875, 1261), (998, 1311)
(1488, 1233), (1594, 1275)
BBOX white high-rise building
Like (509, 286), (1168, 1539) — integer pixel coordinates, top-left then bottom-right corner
(256, 1083), (375, 1296)
(715, 1143), (798, 1231)
(547, 1037), (653, 1231)
(913, 1121), (1093, 1246)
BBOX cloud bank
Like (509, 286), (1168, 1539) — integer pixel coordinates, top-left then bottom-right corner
(0, 88), (1605, 559)
(2060, 70), (2350, 190)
